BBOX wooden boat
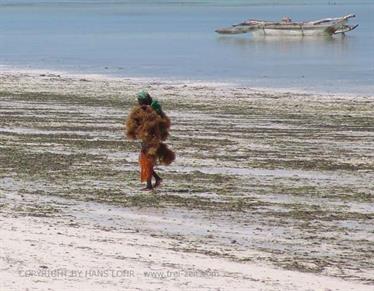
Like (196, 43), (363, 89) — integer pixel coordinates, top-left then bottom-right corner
(216, 14), (358, 37)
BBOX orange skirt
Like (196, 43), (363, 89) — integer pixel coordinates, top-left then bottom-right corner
(139, 151), (155, 182)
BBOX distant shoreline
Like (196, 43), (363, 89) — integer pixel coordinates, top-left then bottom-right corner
(1, 68), (372, 100)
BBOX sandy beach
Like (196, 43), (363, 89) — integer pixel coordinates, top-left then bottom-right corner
(0, 71), (373, 290)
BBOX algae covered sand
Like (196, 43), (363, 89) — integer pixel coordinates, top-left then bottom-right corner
(0, 72), (373, 289)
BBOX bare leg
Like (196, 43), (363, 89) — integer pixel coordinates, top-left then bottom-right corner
(145, 178), (153, 190)
(153, 171), (162, 188)
(141, 177), (153, 191)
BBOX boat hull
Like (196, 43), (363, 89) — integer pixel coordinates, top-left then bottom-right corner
(251, 27), (330, 37)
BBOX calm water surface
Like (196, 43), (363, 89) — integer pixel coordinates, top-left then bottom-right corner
(0, 0), (373, 93)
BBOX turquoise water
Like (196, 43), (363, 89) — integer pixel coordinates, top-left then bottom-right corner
(0, 0), (373, 93)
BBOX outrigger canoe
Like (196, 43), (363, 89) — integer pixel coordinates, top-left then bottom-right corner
(216, 14), (358, 37)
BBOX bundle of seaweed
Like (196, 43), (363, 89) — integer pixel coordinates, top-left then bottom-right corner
(156, 143), (175, 165)
(125, 104), (175, 163)
(126, 105), (161, 143)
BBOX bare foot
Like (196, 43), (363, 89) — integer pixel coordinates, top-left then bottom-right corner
(141, 187), (153, 191)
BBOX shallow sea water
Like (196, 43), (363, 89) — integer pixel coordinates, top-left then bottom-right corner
(0, 1), (373, 92)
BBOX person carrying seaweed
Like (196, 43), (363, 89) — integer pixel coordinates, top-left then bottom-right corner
(125, 91), (175, 190)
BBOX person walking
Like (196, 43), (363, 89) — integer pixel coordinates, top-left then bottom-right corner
(126, 91), (175, 190)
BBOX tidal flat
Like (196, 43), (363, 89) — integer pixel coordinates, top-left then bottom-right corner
(0, 72), (373, 290)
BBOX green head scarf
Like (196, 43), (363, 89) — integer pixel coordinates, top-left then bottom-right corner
(151, 100), (162, 114)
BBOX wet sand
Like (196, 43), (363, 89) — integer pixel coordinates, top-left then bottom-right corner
(0, 71), (373, 290)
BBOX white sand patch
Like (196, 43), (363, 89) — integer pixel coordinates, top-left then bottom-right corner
(1, 195), (372, 291)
